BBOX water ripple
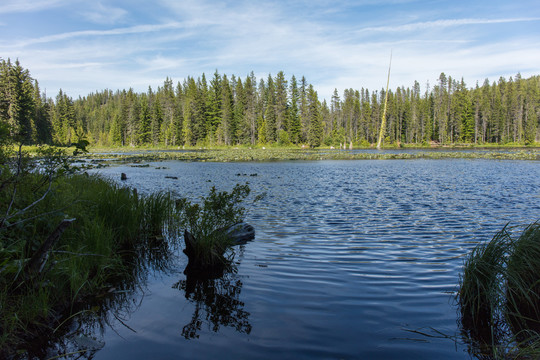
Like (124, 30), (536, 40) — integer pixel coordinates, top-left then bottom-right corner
(92, 159), (540, 360)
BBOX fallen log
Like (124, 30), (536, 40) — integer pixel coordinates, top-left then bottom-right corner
(24, 218), (76, 278)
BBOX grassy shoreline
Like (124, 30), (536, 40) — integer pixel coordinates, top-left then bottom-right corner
(0, 172), (178, 359)
(81, 147), (540, 163)
(19, 143), (540, 164)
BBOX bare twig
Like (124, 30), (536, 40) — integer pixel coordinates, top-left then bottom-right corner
(2, 173), (53, 224)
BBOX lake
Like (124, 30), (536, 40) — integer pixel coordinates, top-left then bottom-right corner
(83, 159), (539, 359)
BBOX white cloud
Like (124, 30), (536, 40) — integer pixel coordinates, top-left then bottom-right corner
(3, 0), (539, 102)
(80, 3), (128, 25)
(0, 0), (70, 14)
(2, 22), (186, 48)
(356, 17), (540, 34)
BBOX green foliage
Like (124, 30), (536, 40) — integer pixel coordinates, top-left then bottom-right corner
(0, 159), (179, 357)
(175, 184), (251, 266)
(277, 129), (290, 145)
(458, 222), (540, 358)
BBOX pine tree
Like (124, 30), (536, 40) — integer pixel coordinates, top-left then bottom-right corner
(275, 71), (288, 132)
(151, 97), (163, 145)
(139, 95), (151, 144)
(233, 77), (246, 144)
(299, 76), (308, 143)
(218, 75), (233, 145)
(307, 85), (322, 147)
(206, 70), (222, 143)
(288, 75), (301, 144)
(52, 89), (75, 145)
(245, 72), (258, 145)
(0, 59), (36, 143)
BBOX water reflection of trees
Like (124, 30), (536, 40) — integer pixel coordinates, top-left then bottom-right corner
(173, 251), (252, 339)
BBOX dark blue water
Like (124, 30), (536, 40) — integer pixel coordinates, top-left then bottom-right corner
(88, 159), (539, 359)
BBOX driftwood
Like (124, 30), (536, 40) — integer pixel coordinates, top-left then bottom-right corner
(221, 222), (255, 245)
(183, 222), (254, 277)
(24, 218), (76, 278)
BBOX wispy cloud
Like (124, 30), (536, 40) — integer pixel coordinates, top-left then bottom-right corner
(2, 22), (186, 48)
(80, 2), (128, 25)
(2, 0), (539, 102)
(0, 0), (69, 14)
(356, 17), (540, 33)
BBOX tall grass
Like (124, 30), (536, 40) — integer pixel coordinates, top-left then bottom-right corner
(458, 226), (510, 328)
(458, 222), (540, 358)
(0, 172), (177, 358)
(506, 224), (540, 336)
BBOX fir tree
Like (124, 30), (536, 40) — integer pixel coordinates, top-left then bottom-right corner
(307, 85), (322, 147)
(288, 75), (301, 144)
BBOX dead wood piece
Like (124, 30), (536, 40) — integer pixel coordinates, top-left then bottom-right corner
(24, 218), (76, 277)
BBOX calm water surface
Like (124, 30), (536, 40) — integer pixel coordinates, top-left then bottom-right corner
(88, 159), (539, 359)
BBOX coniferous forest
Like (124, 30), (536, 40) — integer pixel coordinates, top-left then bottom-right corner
(2, 58), (539, 148)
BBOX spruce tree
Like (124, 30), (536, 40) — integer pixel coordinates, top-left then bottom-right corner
(138, 96), (151, 144)
(288, 75), (301, 144)
(307, 85), (322, 147)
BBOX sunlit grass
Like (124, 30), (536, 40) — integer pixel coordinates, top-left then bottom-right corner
(458, 222), (540, 358)
(81, 147), (540, 164)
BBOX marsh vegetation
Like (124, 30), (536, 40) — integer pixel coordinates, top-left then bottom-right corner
(0, 141), (253, 358)
(458, 223), (540, 358)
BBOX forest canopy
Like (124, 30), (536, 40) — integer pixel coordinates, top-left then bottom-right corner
(1, 59), (539, 148)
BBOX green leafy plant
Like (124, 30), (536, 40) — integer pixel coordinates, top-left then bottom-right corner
(175, 184), (252, 270)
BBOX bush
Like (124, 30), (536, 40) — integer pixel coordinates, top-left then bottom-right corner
(175, 184), (250, 270)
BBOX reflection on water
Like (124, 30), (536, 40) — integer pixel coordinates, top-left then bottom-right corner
(84, 159), (540, 360)
(173, 270), (251, 339)
(24, 235), (175, 360)
(174, 244), (252, 340)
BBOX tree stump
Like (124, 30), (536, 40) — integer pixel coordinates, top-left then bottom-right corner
(183, 222), (254, 277)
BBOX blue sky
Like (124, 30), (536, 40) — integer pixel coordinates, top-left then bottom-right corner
(1, 0), (539, 101)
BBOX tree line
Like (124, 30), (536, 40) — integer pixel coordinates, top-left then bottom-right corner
(1, 58), (539, 147)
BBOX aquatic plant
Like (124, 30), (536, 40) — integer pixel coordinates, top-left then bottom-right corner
(82, 147), (540, 164)
(506, 224), (540, 336)
(175, 184), (252, 275)
(457, 222), (540, 358)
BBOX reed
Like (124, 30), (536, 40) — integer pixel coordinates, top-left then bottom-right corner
(458, 222), (540, 358)
(458, 226), (510, 327)
(0, 172), (178, 357)
(506, 223), (540, 333)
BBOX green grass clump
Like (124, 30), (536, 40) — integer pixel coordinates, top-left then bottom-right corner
(506, 224), (540, 334)
(458, 222), (540, 358)
(0, 172), (178, 358)
(176, 184), (250, 271)
(458, 227), (511, 329)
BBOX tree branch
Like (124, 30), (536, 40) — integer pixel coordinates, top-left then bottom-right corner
(24, 218), (76, 278)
